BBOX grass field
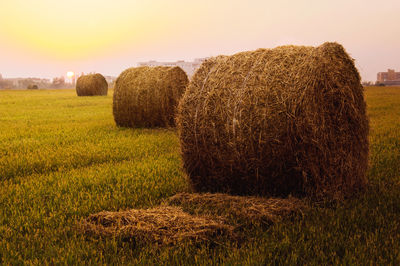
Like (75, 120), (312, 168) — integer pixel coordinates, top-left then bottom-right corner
(0, 87), (399, 264)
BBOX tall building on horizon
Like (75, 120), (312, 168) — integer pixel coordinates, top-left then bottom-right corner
(377, 69), (400, 85)
(138, 58), (207, 77)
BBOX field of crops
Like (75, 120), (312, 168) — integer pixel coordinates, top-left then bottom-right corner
(0, 87), (399, 264)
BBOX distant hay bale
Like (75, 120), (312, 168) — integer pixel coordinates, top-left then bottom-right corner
(177, 42), (369, 200)
(113, 66), (188, 128)
(80, 206), (235, 245)
(165, 193), (306, 226)
(27, 84), (38, 90)
(76, 73), (108, 96)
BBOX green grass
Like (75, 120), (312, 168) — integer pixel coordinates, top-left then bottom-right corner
(0, 87), (399, 265)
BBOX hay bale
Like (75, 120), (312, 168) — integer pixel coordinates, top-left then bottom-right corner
(177, 42), (369, 200)
(27, 84), (38, 90)
(113, 66), (188, 128)
(165, 193), (305, 226)
(76, 73), (108, 96)
(80, 206), (235, 245)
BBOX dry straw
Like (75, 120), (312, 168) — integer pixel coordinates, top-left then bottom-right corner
(27, 84), (38, 90)
(165, 193), (305, 226)
(76, 73), (108, 96)
(80, 193), (304, 244)
(113, 66), (188, 128)
(177, 42), (369, 200)
(80, 206), (235, 245)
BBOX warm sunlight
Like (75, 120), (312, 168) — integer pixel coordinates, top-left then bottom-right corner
(0, 0), (166, 60)
(0, 0), (399, 264)
(66, 71), (74, 79)
(0, 0), (399, 81)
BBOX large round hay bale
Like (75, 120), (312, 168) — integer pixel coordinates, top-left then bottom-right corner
(177, 42), (369, 200)
(27, 84), (38, 90)
(76, 73), (108, 96)
(113, 66), (189, 128)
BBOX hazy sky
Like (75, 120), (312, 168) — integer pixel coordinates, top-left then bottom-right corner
(0, 0), (399, 81)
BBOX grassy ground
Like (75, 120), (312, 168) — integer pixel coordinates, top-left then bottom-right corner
(0, 87), (399, 265)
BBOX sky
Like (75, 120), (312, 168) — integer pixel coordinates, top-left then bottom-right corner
(0, 0), (399, 81)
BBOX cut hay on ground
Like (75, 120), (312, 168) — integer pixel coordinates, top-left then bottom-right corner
(113, 66), (188, 128)
(80, 206), (235, 245)
(80, 194), (305, 245)
(76, 73), (108, 96)
(165, 193), (305, 225)
(177, 42), (369, 200)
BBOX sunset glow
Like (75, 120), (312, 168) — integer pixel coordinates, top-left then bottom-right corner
(0, 0), (399, 81)
(67, 71), (74, 79)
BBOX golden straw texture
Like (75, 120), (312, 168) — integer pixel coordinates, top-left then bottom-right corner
(166, 193), (306, 225)
(80, 206), (235, 245)
(113, 66), (188, 128)
(177, 42), (369, 200)
(76, 73), (108, 96)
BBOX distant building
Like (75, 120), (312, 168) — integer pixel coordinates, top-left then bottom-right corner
(377, 69), (400, 85)
(104, 76), (117, 86)
(138, 58), (208, 77)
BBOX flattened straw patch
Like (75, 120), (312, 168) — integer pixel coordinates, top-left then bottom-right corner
(80, 206), (235, 245)
(165, 193), (306, 225)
